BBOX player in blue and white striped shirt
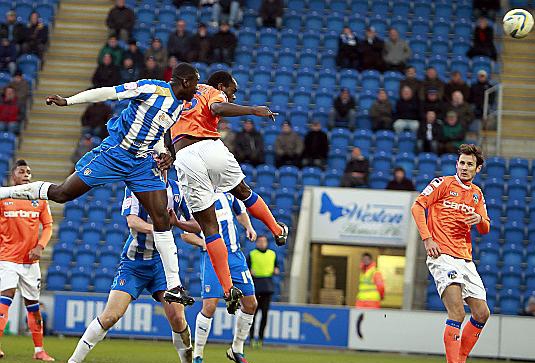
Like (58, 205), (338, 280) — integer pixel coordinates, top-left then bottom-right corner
(0, 63), (199, 304)
(68, 179), (200, 363)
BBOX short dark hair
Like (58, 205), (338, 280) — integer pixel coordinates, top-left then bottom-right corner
(393, 167), (405, 174)
(207, 71), (234, 89)
(172, 62), (199, 83)
(11, 159), (28, 172)
(458, 143), (485, 167)
(362, 252), (373, 259)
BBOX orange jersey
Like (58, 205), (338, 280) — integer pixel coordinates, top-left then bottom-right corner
(170, 83), (227, 143)
(0, 199), (53, 264)
(412, 175), (490, 260)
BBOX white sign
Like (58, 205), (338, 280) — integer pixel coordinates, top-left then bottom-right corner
(311, 187), (415, 246)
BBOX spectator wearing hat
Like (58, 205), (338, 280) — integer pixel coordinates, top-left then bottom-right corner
(275, 121), (303, 168)
(164, 56), (178, 82)
(234, 120), (264, 166)
(336, 26), (359, 69)
(340, 147), (369, 188)
(124, 40), (145, 72)
(302, 120), (329, 169)
(81, 102), (113, 139)
(92, 53), (120, 88)
(24, 12), (48, 59)
(139, 56), (164, 80)
(106, 0), (135, 42)
(167, 19), (192, 62)
(393, 85), (421, 133)
(386, 167), (415, 191)
(145, 38), (168, 69)
(444, 71), (470, 103)
(383, 28), (411, 72)
(0, 10), (26, 48)
(358, 27), (385, 72)
(370, 89), (393, 131)
(447, 91), (474, 128)
(417, 110), (442, 154)
(0, 86), (20, 134)
(98, 36), (124, 66)
(440, 111), (465, 154)
(212, 22), (237, 65)
(120, 57), (139, 83)
(470, 69), (493, 119)
(0, 37), (16, 75)
(218, 119), (236, 153)
(329, 88), (357, 130)
(257, 0), (284, 29)
(467, 17), (497, 61)
(420, 67), (444, 101)
(188, 23), (212, 63)
(421, 87), (445, 120)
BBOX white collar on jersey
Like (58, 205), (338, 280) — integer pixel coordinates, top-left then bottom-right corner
(454, 173), (472, 190)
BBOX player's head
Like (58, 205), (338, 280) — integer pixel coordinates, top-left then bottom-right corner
(171, 62), (200, 101)
(457, 144), (484, 183)
(207, 71), (238, 102)
(256, 235), (269, 251)
(11, 159), (31, 185)
(361, 252), (373, 267)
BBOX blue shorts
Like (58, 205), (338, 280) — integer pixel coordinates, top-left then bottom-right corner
(75, 137), (165, 193)
(110, 258), (166, 301)
(200, 250), (255, 299)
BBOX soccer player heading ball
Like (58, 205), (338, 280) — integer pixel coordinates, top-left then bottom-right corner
(411, 144), (490, 363)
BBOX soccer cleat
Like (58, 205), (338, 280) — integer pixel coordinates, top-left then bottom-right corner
(274, 222), (288, 246)
(226, 347), (249, 363)
(33, 351), (55, 361)
(164, 286), (195, 306)
(224, 286), (243, 314)
(193, 357), (203, 363)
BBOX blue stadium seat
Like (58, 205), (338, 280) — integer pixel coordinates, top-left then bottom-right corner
(302, 30), (321, 50)
(417, 153), (438, 176)
(270, 86), (290, 108)
(284, 11), (302, 29)
(429, 35), (449, 56)
(350, 0), (368, 14)
(279, 29), (299, 49)
(508, 178), (528, 201)
(429, 54), (448, 80)
(278, 48), (296, 68)
(456, 4), (472, 19)
(64, 200), (84, 222)
(372, 151), (392, 172)
(486, 199), (502, 222)
(75, 244), (96, 267)
(81, 222), (102, 244)
(509, 158), (530, 179)
(105, 223), (126, 246)
(478, 248), (499, 266)
(484, 178), (504, 201)
(235, 46), (254, 65)
(481, 224), (501, 244)
(255, 164), (276, 188)
(323, 30), (339, 51)
(259, 27), (278, 47)
(472, 56), (492, 76)
(46, 265), (68, 291)
(319, 49), (337, 69)
(263, 125), (278, 146)
(450, 55), (470, 77)
(302, 167), (322, 186)
(329, 0), (347, 12)
(87, 200), (108, 222)
(293, 87), (312, 108)
(241, 163), (256, 185)
(93, 267), (114, 293)
(501, 265), (522, 290)
(315, 88), (334, 109)
(370, 0), (388, 15)
(133, 27), (152, 45)
(353, 129), (373, 153)
(361, 70), (381, 92)
(158, 6), (177, 26)
(454, 18), (472, 39)
(299, 49), (317, 68)
(35, 4), (55, 23)
(499, 289), (521, 315)
(251, 66), (271, 86)
(479, 264), (498, 287)
(309, 0), (326, 12)
(504, 222), (524, 244)
(52, 243), (73, 267)
(339, 68), (359, 91)
(71, 266), (91, 292)
(359, 93), (375, 111)
(324, 169), (341, 187)
(394, 152), (416, 178)
(274, 188), (295, 212)
(326, 14), (344, 34)
(238, 28), (256, 46)
(272, 66), (293, 87)
(506, 199), (526, 221)
(397, 131), (416, 153)
(427, 290), (444, 311)
(330, 128), (352, 149)
(451, 38), (471, 57)
(14, 3), (33, 22)
(58, 221), (79, 244)
(411, 18), (430, 35)
(369, 16), (388, 36)
(109, 207), (124, 225)
(304, 11), (322, 31)
(99, 245), (120, 269)
(485, 156), (506, 177)
(249, 86), (268, 104)
(370, 171), (389, 189)
(256, 47), (274, 67)
(502, 243), (524, 266)
(375, 130), (395, 153)
(278, 166), (300, 188)
(440, 154), (457, 175)
(526, 267), (535, 290)
(413, 3), (431, 18)
(328, 148), (347, 170)
(17, 54), (39, 77)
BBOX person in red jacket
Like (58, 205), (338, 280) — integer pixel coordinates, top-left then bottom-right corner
(0, 86), (20, 134)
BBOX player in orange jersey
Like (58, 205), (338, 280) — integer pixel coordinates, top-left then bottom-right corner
(0, 160), (54, 361)
(411, 144), (491, 363)
(169, 71), (288, 319)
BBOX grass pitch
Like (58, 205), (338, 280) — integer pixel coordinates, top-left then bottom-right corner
(0, 335), (515, 363)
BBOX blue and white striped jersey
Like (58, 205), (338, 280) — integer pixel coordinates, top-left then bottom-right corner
(120, 180), (192, 261)
(214, 192), (247, 253)
(108, 79), (184, 157)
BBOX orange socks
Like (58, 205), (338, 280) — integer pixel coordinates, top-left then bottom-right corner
(459, 317), (485, 363)
(205, 234), (232, 293)
(27, 303), (44, 349)
(444, 320), (462, 363)
(0, 297), (11, 338)
(242, 192), (282, 236)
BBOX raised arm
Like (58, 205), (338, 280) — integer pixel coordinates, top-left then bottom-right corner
(46, 87), (118, 106)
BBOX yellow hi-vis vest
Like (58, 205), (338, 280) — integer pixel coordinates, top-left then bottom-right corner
(249, 249), (276, 278)
(357, 266), (381, 302)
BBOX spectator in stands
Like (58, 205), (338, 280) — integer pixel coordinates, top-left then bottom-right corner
(329, 88), (356, 130)
(421, 88), (445, 120)
(163, 56), (178, 82)
(386, 167), (415, 191)
(358, 27), (385, 72)
(234, 120), (264, 166)
(467, 17), (497, 61)
(470, 69), (493, 119)
(440, 111), (465, 154)
(81, 102), (112, 139)
(71, 134), (95, 165)
(257, 0), (283, 29)
(393, 86), (420, 133)
(417, 110), (442, 154)
(212, 22), (237, 65)
(302, 120), (329, 169)
(106, 0), (135, 42)
(145, 38), (167, 70)
(218, 119), (235, 153)
(139, 56), (164, 80)
(0, 86), (20, 134)
(188, 23), (212, 63)
(98, 36), (123, 66)
(420, 67), (444, 101)
(340, 147), (369, 188)
(212, 0), (243, 28)
(473, 0), (500, 21)
(0, 11), (26, 49)
(0, 37), (16, 75)
(92, 53), (120, 88)
(167, 20), (191, 62)
(444, 71), (470, 103)
(447, 91), (474, 128)
(399, 66), (422, 98)
(8, 70), (29, 112)
(275, 121), (304, 168)
(336, 26), (359, 69)
(522, 296), (535, 317)
(370, 89), (393, 131)
(24, 12), (48, 59)
(120, 57), (139, 83)
(383, 28), (411, 72)
(124, 40), (144, 72)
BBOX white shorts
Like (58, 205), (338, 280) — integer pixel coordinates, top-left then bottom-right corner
(427, 254), (486, 302)
(174, 139), (245, 213)
(0, 261), (41, 300)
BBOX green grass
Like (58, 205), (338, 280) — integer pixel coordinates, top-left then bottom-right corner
(0, 335), (512, 363)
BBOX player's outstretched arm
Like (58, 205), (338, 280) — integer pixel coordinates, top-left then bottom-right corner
(211, 102), (278, 120)
(46, 87), (118, 106)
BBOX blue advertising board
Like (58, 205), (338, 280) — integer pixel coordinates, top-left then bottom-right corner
(53, 293), (349, 348)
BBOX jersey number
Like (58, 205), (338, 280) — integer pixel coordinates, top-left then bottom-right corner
(241, 271), (253, 284)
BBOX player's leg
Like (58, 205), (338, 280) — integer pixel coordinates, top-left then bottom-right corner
(228, 295), (257, 361)
(193, 298), (219, 362)
(458, 298), (489, 363)
(0, 288), (15, 357)
(441, 284), (466, 363)
(0, 261), (21, 357)
(68, 290), (131, 363)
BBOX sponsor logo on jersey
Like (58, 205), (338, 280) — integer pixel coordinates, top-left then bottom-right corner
(83, 168), (92, 176)
(124, 82), (138, 90)
(3, 210), (40, 218)
(447, 270), (458, 280)
(442, 200), (475, 214)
